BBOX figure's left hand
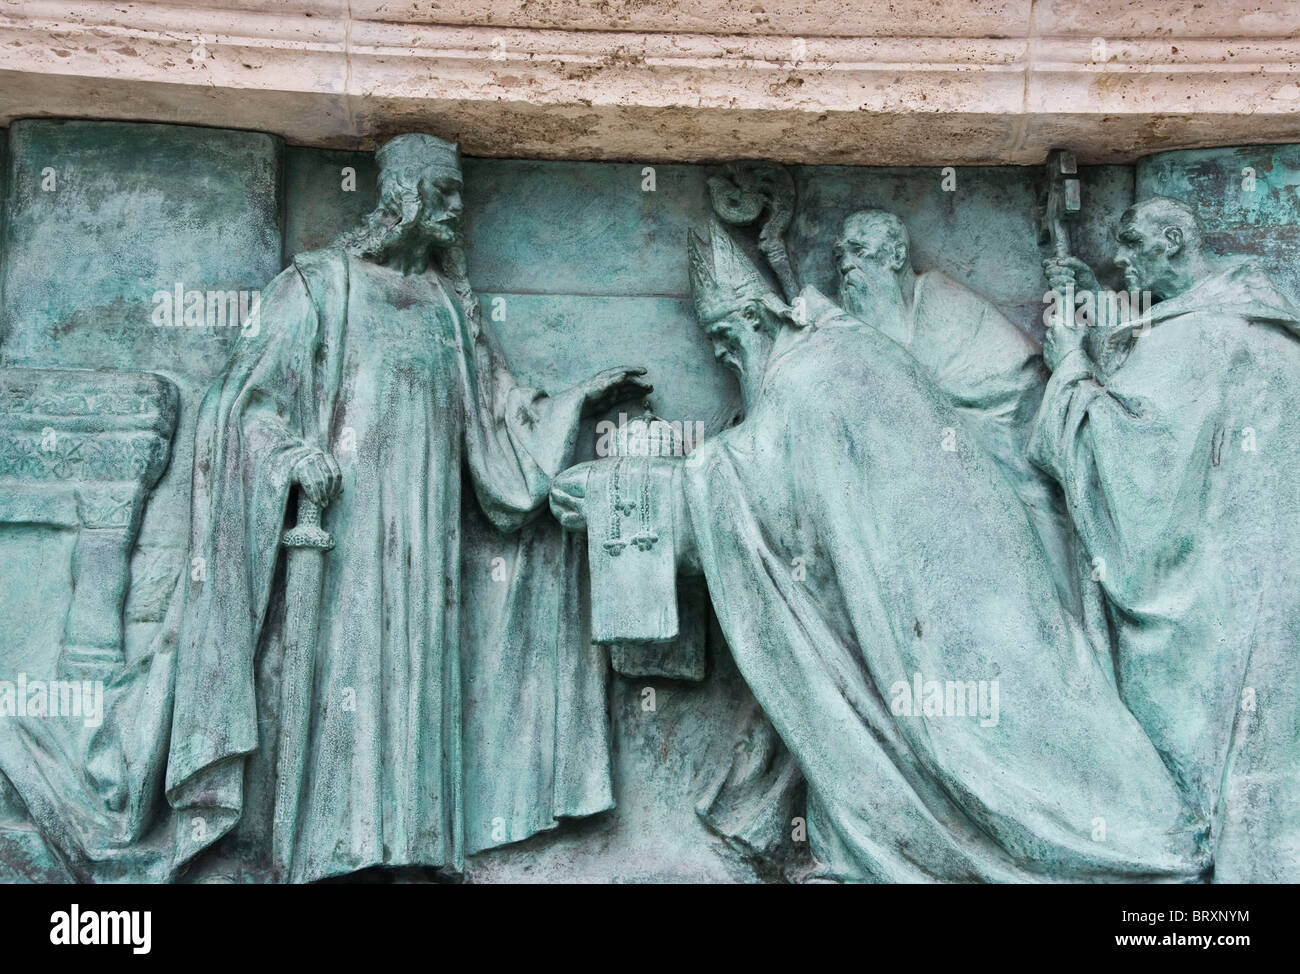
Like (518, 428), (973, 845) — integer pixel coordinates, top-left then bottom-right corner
(577, 366), (653, 417)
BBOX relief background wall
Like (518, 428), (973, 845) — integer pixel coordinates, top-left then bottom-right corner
(0, 118), (1295, 880)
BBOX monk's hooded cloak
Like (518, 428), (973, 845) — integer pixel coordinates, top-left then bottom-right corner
(1029, 261), (1300, 882)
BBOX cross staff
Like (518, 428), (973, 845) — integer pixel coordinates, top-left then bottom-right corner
(1040, 148), (1082, 328)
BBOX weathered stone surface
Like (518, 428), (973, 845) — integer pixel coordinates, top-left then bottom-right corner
(0, 367), (177, 677)
(0, 1), (1296, 165)
(0, 120), (284, 667)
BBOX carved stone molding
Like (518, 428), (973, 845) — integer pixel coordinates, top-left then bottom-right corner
(0, 0), (1297, 165)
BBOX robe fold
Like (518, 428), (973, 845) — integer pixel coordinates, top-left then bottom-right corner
(698, 279), (1085, 861)
(1028, 261), (1300, 881)
(460, 514), (614, 855)
(682, 309), (1207, 882)
(839, 272), (1077, 606)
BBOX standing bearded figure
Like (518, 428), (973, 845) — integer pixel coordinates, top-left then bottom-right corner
(164, 134), (649, 881)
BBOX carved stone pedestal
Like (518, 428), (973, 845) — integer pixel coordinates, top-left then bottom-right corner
(0, 368), (177, 679)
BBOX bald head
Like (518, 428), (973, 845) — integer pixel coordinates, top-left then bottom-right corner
(1114, 196), (1211, 301)
(836, 210), (911, 273)
(1122, 196), (1204, 248)
(832, 209), (919, 337)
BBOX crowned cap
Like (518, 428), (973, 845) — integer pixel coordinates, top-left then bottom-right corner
(376, 133), (463, 181)
(687, 221), (774, 324)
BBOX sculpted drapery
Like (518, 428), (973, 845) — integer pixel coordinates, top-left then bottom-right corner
(3, 139), (1297, 885)
(1029, 260), (1300, 882)
(166, 245), (615, 881)
(552, 224), (1214, 882)
(0, 134), (640, 883)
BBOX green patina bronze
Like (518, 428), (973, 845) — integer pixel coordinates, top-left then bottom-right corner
(0, 120), (1297, 882)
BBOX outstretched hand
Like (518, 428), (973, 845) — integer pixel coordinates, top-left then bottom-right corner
(578, 366), (653, 418)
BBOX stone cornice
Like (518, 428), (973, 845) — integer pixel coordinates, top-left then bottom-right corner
(1, 0), (1298, 164)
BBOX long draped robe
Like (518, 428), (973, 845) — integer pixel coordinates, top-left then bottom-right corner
(697, 280), (1086, 866)
(841, 271), (1076, 605)
(162, 246), (612, 881)
(1028, 262), (1300, 882)
(681, 309), (1207, 882)
(0, 246), (614, 882)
